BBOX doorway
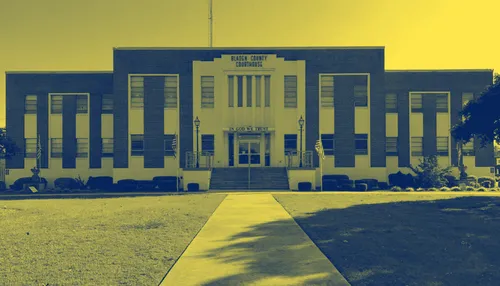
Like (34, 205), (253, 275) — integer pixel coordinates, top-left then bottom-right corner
(238, 139), (261, 167)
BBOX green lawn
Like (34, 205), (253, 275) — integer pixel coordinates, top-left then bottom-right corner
(275, 193), (500, 286)
(0, 194), (226, 285)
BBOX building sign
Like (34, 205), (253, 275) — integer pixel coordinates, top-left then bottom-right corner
(231, 55), (268, 68)
(229, 126), (269, 132)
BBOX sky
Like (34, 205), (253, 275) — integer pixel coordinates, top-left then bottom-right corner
(1, 0), (499, 127)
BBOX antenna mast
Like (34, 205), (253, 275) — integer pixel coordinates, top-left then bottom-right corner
(209, 0), (213, 47)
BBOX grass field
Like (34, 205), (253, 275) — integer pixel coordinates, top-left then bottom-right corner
(0, 194), (226, 285)
(275, 193), (500, 286)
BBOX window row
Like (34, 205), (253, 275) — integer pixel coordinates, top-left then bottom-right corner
(409, 136), (474, 156)
(24, 94), (114, 114)
(385, 92), (475, 113)
(285, 134), (369, 155)
(130, 76), (178, 109)
(130, 134), (214, 156)
(320, 75), (368, 108)
(227, 75), (272, 108)
(24, 138), (113, 158)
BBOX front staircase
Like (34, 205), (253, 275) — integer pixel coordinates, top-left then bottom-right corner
(209, 167), (290, 190)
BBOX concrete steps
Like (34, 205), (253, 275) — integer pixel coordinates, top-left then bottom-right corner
(210, 167), (289, 190)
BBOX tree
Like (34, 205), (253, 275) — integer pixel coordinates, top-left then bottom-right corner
(409, 155), (453, 188)
(0, 128), (20, 159)
(451, 73), (500, 147)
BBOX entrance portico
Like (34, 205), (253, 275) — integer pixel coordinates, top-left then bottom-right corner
(224, 127), (274, 167)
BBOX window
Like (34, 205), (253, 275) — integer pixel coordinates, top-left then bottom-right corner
(76, 138), (88, 158)
(437, 137), (449, 156)
(255, 76), (262, 107)
(201, 134), (214, 155)
(51, 95), (63, 114)
(411, 137), (423, 156)
(284, 134), (297, 154)
(237, 76), (243, 107)
(436, 94), (448, 112)
(51, 138), (63, 158)
(102, 94), (113, 114)
(411, 93), (423, 112)
(264, 75), (271, 107)
(25, 95), (37, 114)
(284, 75), (297, 108)
(462, 139), (474, 156)
(320, 75), (334, 107)
(164, 134), (175, 156)
(386, 137), (398, 156)
(354, 85), (368, 107)
(355, 134), (368, 155)
(102, 138), (113, 157)
(76, 95), (88, 114)
(462, 92), (474, 107)
(164, 76), (178, 108)
(130, 76), (144, 108)
(201, 76), (215, 108)
(228, 76), (234, 107)
(321, 134), (335, 155)
(131, 134), (144, 156)
(385, 93), (397, 112)
(24, 138), (37, 158)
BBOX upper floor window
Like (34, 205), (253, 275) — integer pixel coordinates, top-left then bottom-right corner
(411, 137), (423, 156)
(355, 134), (368, 155)
(354, 85), (368, 107)
(320, 75), (334, 108)
(51, 95), (63, 114)
(246, 76), (253, 107)
(321, 134), (335, 156)
(436, 93), (448, 112)
(386, 137), (398, 156)
(51, 138), (63, 158)
(228, 76), (235, 107)
(102, 94), (113, 114)
(411, 93), (423, 112)
(76, 95), (88, 114)
(462, 92), (474, 107)
(264, 75), (271, 107)
(102, 138), (113, 157)
(130, 76), (144, 109)
(284, 134), (297, 154)
(24, 138), (37, 158)
(237, 76), (243, 107)
(76, 138), (88, 157)
(164, 76), (178, 108)
(25, 95), (37, 114)
(385, 93), (397, 112)
(131, 134), (144, 156)
(255, 76), (262, 107)
(201, 76), (215, 108)
(201, 134), (215, 155)
(284, 76), (297, 108)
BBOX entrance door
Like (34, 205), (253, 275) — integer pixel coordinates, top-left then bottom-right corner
(238, 140), (261, 166)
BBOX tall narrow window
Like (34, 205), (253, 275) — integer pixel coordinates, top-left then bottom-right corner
(462, 92), (474, 107)
(51, 95), (63, 114)
(320, 75), (334, 107)
(354, 85), (368, 107)
(246, 76), (252, 107)
(284, 134), (297, 155)
(201, 134), (215, 155)
(355, 134), (368, 155)
(130, 76), (144, 108)
(385, 93), (397, 112)
(76, 138), (88, 157)
(228, 76), (234, 107)
(164, 76), (178, 108)
(25, 95), (37, 114)
(201, 76), (214, 108)
(76, 95), (88, 114)
(255, 76), (262, 107)
(264, 75), (271, 107)
(321, 134), (335, 155)
(463, 139), (474, 156)
(237, 76), (243, 107)
(386, 137), (398, 156)
(411, 93), (423, 112)
(436, 93), (448, 112)
(284, 75), (297, 108)
(437, 137), (449, 156)
(102, 94), (113, 114)
(102, 138), (113, 157)
(51, 138), (63, 158)
(24, 138), (37, 158)
(411, 137), (423, 156)
(131, 134), (144, 156)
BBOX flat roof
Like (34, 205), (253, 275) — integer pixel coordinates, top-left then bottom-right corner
(386, 69), (493, 73)
(113, 46), (385, 50)
(5, 71), (113, 74)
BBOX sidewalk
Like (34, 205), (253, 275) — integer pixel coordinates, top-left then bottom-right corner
(160, 194), (350, 286)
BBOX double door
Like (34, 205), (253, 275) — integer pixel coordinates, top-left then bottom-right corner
(238, 140), (261, 166)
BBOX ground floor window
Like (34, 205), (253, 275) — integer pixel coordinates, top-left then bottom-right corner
(355, 134), (368, 155)
(411, 137), (423, 156)
(51, 138), (63, 158)
(102, 138), (113, 157)
(284, 134), (297, 155)
(321, 134), (335, 155)
(437, 137), (449, 156)
(24, 138), (37, 158)
(131, 135), (144, 156)
(76, 139), (88, 158)
(386, 137), (398, 156)
(202, 134), (215, 155)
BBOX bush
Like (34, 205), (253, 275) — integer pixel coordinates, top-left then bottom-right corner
(466, 186), (475, 192)
(450, 187), (461, 192)
(54, 178), (79, 190)
(355, 183), (368, 191)
(87, 176), (114, 190)
(117, 179), (138, 191)
(10, 177), (48, 191)
(388, 171), (415, 188)
(409, 155), (453, 188)
(298, 182), (312, 191)
(355, 179), (378, 190)
(444, 175), (459, 187)
(322, 179), (338, 191)
(187, 183), (199, 192)
(0, 181), (6, 191)
(427, 188), (439, 192)
(405, 187), (415, 192)
(378, 182), (390, 190)
(390, 186), (402, 192)
(477, 187), (487, 192)
(478, 176), (496, 188)
(440, 187), (451, 192)
(153, 176), (180, 191)
(416, 188), (425, 192)
(137, 180), (157, 191)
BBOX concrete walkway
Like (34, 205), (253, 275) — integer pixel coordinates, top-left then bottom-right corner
(160, 194), (350, 286)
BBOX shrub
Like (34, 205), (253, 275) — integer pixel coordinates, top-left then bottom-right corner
(153, 176), (180, 191)
(388, 171), (415, 188)
(355, 183), (368, 192)
(476, 187), (487, 192)
(54, 178), (79, 190)
(298, 182), (312, 191)
(117, 179), (138, 191)
(416, 187), (425, 192)
(137, 180), (157, 191)
(440, 187), (451, 192)
(444, 175), (459, 187)
(390, 186), (402, 192)
(378, 182), (390, 190)
(405, 187), (415, 192)
(478, 176), (496, 188)
(0, 181), (6, 191)
(466, 186), (475, 192)
(409, 155), (453, 188)
(355, 179), (378, 190)
(87, 176), (114, 190)
(10, 177), (48, 191)
(427, 188), (439, 192)
(450, 187), (461, 192)
(187, 183), (199, 192)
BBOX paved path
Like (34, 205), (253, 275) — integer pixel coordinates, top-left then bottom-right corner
(160, 194), (350, 286)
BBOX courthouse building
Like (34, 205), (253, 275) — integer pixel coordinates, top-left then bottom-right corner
(3, 47), (496, 189)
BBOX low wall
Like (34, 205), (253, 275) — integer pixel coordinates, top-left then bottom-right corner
(288, 168), (316, 190)
(183, 169), (211, 191)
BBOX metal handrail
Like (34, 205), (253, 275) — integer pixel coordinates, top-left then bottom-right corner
(185, 151), (214, 169)
(285, 151), (313, 168)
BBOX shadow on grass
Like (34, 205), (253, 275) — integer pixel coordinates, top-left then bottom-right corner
(194, 195), (500, 286)
(0, 191), (208, 200)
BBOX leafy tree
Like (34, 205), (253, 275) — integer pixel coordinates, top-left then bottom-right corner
(0, 128), (20, 159)
(409, 155), (453, 188)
